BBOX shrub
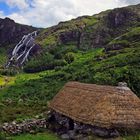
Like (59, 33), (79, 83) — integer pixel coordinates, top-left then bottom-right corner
(0, 68), (17, 76)
(24, 53), (54, 73)
(53, 59), (67, 67)
(0, 133), (6, 140)
(64, 52), (75, 64)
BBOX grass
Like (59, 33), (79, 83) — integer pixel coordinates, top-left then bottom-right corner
(0, 76), (15, 87)
(0, 70), (66, 123)
(9, 132), (61, 140)
(0, 76), (5, 85)
(8, 133), (140, 140)
(0, 43), (139, 123)
(123, 134), (140, 140)
(81, 16), (98, 26)
(42, 35), (57, 46)
(0, 48), (7, 66)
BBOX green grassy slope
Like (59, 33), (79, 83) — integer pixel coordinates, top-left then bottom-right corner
(0, 40), (139, 123)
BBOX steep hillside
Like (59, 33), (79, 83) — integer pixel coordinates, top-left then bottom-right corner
(22, 4), (140, 94)
(36, 4), (140, 48)
(0, 4), (140, 139)
(0, 17), (36, 65)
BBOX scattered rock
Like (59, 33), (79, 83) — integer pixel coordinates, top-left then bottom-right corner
(2, 118), (48, 135)
(61, 133), (70, 139)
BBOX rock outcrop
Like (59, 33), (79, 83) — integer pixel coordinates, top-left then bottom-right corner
(106, 8), (137, 28)
(0, 17), (36, 48)
(1, 118), (48, 135)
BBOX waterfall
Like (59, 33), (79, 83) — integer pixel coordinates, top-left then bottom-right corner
(6, 31), (38, 68)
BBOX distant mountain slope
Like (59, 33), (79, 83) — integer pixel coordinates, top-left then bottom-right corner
(36, 4), (140, 49)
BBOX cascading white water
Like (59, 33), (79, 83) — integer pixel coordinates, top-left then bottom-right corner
(6, 31), (38, 68)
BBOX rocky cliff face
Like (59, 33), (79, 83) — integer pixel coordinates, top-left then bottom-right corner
(1, 4), (140, 67)
(107, 8), (137, 28)
(0, 17), (36, 48)
(79, 5), (140, 49)
(36, 4), (140, 51)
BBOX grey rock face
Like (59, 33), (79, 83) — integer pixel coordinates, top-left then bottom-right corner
(0, 17), (35, 47)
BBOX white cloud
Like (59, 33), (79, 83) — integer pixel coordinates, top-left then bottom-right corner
(8, 13), (30, 25)
(0, 0), (139, 27)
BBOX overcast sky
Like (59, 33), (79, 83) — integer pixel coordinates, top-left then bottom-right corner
(0, 0), (139, 27)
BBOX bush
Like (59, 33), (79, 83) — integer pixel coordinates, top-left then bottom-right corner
(53, 59), (67, 67)
(0, 68), (17, 76)
(0, 133), (6, 140)
(64, 52), (75, 64)
(24, 53), (54, 73)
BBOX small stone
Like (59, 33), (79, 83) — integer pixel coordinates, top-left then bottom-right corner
(18, 99), (23, 103)
(61, 134), (70, 139)
(68, 130), (75, 138)
(12, 121), (16, 125)
(29, 130), (36, 134)
(35, 115), (40, 119)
